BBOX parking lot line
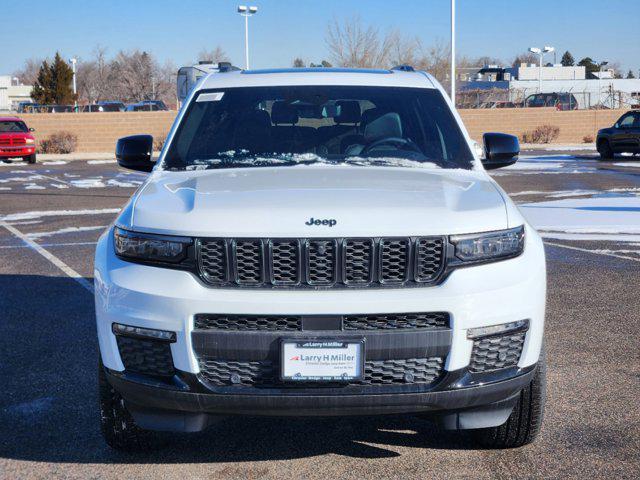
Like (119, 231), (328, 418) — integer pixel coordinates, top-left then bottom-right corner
(0, 221), (95, 293)
(544, 240), (640, 263)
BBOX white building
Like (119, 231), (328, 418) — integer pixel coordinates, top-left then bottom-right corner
(461, 65), (640, 109)
(0, 76), (33, 112)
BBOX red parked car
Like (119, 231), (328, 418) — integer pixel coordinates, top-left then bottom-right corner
(0, 116), (37, 163)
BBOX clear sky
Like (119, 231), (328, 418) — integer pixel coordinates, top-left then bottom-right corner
(2, 0), (638, 75)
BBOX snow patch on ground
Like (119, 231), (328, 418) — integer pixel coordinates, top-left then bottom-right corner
(87, 159), (117, 164)
(613, 162), (640, 168)
(41, 161), (68, 165)
(520, 196), (640, 242)
(0, 208), (120, 222)
(26, 225), (106, 240)
(69, 178), (106, 188)
(24, 183), (46, 190)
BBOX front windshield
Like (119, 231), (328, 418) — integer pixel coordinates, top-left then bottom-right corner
(164, 85), (474, 171)
(0, 121), (28, 133)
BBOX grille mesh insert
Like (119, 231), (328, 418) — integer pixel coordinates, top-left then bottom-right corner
(116, 336), (174, 377)
(469, 331), (526, 372)
(194, 314), (301, 331)
(343, 312), (449, 330)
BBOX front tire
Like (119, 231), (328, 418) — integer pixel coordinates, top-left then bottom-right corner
(98, 361), (156, 451)
(472, 355), (546, 449)
(24, 154), (36, 164)
(597, 139), (614, 160)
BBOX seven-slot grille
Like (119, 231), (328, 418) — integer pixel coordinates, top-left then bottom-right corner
(197, 237), (445, 288)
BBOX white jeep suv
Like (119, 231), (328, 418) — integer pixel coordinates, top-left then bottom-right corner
(95, 66), (546, 450)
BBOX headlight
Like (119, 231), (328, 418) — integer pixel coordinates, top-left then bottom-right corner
(25, 138), (35, 144)
(450, 225), (524, 263)
(113, 227), (191, 264)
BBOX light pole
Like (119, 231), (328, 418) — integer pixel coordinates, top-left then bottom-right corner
(69, 57), (78, 111)
(528, 46), (554, 93)
(237, 5), (258, 69)
(450, 0), (456, 107)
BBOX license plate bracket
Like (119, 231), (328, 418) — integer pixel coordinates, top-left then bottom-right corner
(280, 338), (365, 382)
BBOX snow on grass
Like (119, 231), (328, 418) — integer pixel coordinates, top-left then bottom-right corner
(520, 196), (640, 242)
(26, 225), (106, 240)
(0, 208), (120, 222)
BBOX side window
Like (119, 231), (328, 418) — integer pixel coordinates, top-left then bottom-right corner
(633, 114), (640, 127)
(618, 115), (635, 128)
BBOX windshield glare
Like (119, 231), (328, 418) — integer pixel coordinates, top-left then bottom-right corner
(164, 85), (474, 171)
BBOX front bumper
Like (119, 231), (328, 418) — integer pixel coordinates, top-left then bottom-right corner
(105, 364), (536, 431)
(0, 146), (35, 157)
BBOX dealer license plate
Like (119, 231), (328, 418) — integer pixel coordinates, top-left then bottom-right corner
(281, 339), (364, 382)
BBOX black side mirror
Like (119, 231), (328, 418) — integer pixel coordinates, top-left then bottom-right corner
(116, 135), (154, 172)
(482, 133), (519, 170)
(29, 127), (35, 132)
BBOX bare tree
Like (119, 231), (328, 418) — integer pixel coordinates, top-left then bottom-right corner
(76, 46), (114, 103)
(197, 46), (229, 64)
(325, 16), (394, 68)
(512, 51), (539, 67)
(13, 57), (43, 85)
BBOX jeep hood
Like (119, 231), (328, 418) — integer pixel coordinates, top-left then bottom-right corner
(125, 166), (509, 237)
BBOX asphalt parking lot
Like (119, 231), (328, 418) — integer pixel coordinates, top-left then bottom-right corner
(1, 151), (639, 479)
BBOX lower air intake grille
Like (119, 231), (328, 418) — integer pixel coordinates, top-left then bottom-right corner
(194, 314), (301, 331)
(469, 331), (526, 372)
(116, 336), (174, 377)
(198, 357), (444, 387)
(343, 312), (449, 330)
(194, 312), (449, 332)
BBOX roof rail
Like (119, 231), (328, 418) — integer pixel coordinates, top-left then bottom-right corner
(391, 65), (415, 72)
(218, 62), (241, 72)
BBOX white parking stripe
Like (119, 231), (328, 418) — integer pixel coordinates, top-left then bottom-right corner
(0, 221), (95, 293)
(544, 241), (640, 263)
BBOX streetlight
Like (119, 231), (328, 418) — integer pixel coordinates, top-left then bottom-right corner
(69, 57), (77, 111)
(450, 0), (456, 107)
(237, 5), (258, 69)
(528, 46), (554, 93)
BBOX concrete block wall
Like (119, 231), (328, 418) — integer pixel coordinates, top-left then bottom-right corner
(17, 108), (628, 153)
(459, 107), (624, 144)
(19, 112), (176, 153)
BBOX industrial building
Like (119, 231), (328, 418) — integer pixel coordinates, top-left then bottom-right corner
(461, 64), (640, 109)
(0, 76), (32, 112)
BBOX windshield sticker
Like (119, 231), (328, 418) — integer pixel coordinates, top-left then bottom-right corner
(196, 92), (225, 102)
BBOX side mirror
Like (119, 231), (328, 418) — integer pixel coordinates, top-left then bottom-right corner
(482, 132), (519, 170)
(29, 127), (35, 132)
(116, 135), (154, 172)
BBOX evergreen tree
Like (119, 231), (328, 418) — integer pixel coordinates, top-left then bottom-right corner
(560, 51), (575, 66)
(627, 70), (636, 79)
(30, 52), (76, 105)
(292, 57), (305, 68)
(577, 57), (599, 76)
